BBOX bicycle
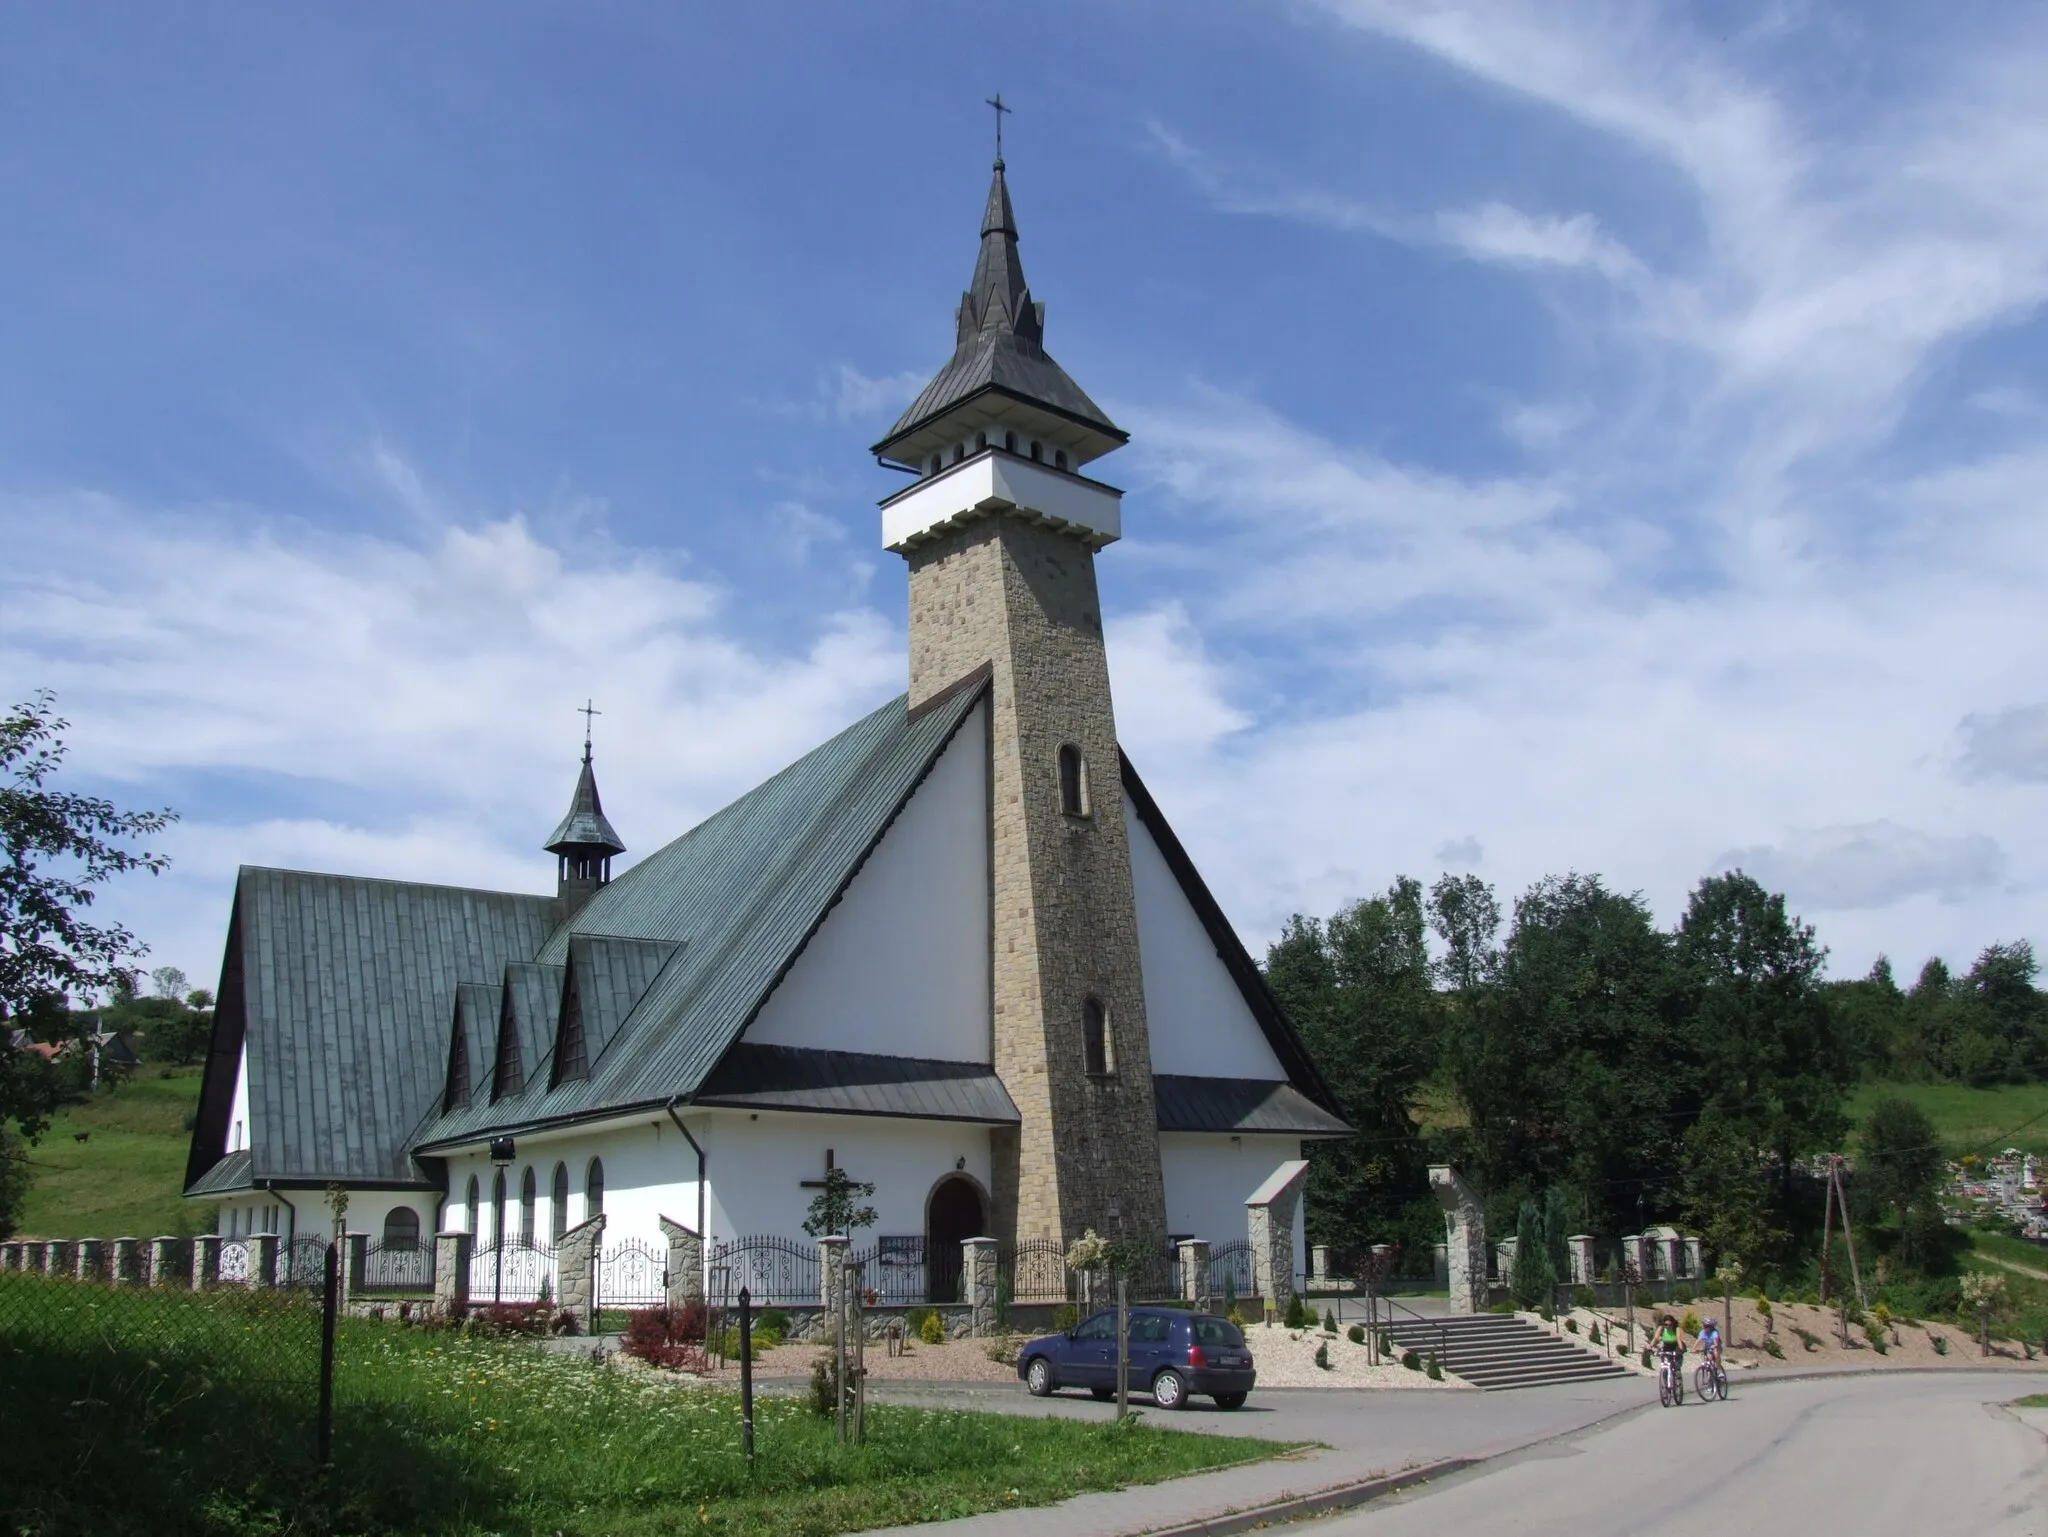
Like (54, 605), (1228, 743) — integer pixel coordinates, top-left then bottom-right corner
(1693, 1355), (1728, 1402)
(1656, 1348), (1686, 1407)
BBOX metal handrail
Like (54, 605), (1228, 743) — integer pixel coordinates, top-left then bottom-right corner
(1551, 1281), (1642, 1361)
(1367, 1290), (1450, 1370)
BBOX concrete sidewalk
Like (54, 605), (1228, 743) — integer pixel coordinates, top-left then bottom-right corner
(852, 1375), (1649, 1537)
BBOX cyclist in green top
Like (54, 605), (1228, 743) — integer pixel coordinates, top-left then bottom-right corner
(1654, 1314), (1685, 1374)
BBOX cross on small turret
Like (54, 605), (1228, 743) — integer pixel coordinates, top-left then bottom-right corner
(985, 92), (1011, 163)
(578, 699), (601, 763)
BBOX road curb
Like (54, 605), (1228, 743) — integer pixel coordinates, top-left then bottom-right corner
(1133, 1458), (1478, 1537)
(1733, 1362), (2048, 1387)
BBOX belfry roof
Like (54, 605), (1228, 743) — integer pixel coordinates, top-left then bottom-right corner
(873, 161), (1125, 469)
(545, 751), (625, 857)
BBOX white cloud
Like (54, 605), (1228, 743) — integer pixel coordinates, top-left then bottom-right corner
(1958, 703), (2048, 785)
(1715, 822), (2006, 911)
(1435, 203), (1643, 282)
(1435, 835), (1484, 865)
(0, 488), (902, 982)
(821, 364), (928, 422)
(1106, 605), (1250, 762)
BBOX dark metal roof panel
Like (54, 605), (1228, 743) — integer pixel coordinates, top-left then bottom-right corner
(453, 983), (498, 1104)
(503, 962), (564, 1096)
(201, 869), (557, 1188)
(571, 935), (681, 1067)
(1153, 1076), (1353, 1137)
(413, 684), (986, 1151)
(187, 1149), (253, 1196)
(694, 1043), (1020, 1124)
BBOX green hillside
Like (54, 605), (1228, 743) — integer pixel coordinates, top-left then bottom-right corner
(1844, 1079), (2048, 1159)
(16, 1067), (206, 1239)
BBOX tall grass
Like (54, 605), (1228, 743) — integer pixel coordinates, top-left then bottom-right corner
(0, 1275), (1282, 1536)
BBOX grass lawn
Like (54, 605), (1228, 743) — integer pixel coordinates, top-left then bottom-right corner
(16, 1067), (205, 1238)
(1844, 1080), (2048, 1159)
(0, 1274), (1290, 1536)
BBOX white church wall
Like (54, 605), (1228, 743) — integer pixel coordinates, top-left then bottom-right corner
(701, 1110), (993, 1251)
(226, 1046), (252, 1153)
(441, 1118), (700, 1254)
(1125, 804), (1287, 1082)
(746, 699), (990, 1064)
(1159, 1132), (1306, 1283)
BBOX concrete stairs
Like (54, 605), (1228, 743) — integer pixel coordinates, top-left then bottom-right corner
(1380, 1312), (1635, 1391)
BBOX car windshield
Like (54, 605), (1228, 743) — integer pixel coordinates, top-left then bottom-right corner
(1193, 1317), (1245, 1347)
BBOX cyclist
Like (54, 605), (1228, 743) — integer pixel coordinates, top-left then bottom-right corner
(1653, 1313), (1686, 1381)
(1699, 1317), (1722, 1367)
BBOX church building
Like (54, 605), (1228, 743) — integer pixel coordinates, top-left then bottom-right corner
(183, 151), (1349, 1300)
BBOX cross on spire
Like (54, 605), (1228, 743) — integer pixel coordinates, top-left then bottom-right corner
(578, 699), (601, 764)
(985, 92), (1011, 166)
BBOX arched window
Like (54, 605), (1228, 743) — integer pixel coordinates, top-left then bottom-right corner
(929, 456), (941, 476)
(1083, 997), (1111, 1076)
(952, 443), (964, 464)
(1029, 440), (1042, 461)
(383, 1206), (421, 1252)
(519, 1166), (536, 1247)
(1004, 430), (1017, 453)
(1058, 744), (1088, 817)
(1055, 448), (1069, 470)
(491, 1169), (506, 1247)
(464, 1175), (479, 1235)
(586, 1157), (605, 1217)
(975, 430), (987, 451)
(552, 1162), (570, 1240)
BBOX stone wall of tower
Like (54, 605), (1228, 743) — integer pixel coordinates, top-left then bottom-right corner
(907, 512), (1168, 1249)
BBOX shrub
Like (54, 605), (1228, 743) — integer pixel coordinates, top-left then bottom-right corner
(1931, 1333), (1949, 1356)
(984, 1335), (1021, 1366)
(1314, 1341), (1332, 1371)
(1588, 1322), (1602, 1345)
(757, 1307), (790, 1335)
(1052, 1304), (1079, 1332)
(920, 1310), (948, 1346)
(1565, 1317), (1579, 1334)
(1572, 1285), (1595, 1309)
(622, 1307), (707, 1370)
(1378, 1331), (1394, 1358)
(809, 1352), (842, 1416)
(465, 1302), (550, 1338)
(1400, 1349), (1421, 1371)
(1283, 1293), (1309, 1329)
(1425, 1352), (1443, 1381)
(1865, 1320), (1889, 1355)
(1792, 1326), (1821, 1352)
(1632, 1288), (1654, 1309)
(1227, 1305), (1247, 1328)
(1324, 1307), (1338, 1334)
(1680, 1311), (1702, 1338)
(1762, 1336), (1784, 1359)
(1640, 1348), (1653, 1369)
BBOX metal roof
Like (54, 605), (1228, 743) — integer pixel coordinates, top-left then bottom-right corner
(545, 752), (626, 856)
(1153, 1075), (1353, 1138)
(500, 961), (565, 1098)
(874, 161), (1125, 469)
(413, 683), (986, 1151)
(694, 1043), (1021, 1124)
(187, 1148), (253, 1196)
(184, 869), (559, 1192)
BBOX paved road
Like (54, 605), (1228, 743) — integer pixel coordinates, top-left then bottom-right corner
(1330, 1371), (2048, 1537)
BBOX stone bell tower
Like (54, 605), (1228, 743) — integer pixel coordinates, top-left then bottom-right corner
(870, 152), (1168, 1250)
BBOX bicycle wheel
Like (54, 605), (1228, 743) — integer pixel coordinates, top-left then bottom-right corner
(1694, 1364), (1711, 1399)
(1714, 1365), (1729, 1401)
(1674, 1368), (1685, 1405)
(1658, 1370), (1675, 1408)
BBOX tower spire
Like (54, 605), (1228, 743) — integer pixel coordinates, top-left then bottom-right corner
(545, 704), (625, 916)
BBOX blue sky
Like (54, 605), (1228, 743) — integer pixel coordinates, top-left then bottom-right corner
(5, 2), (2047, 993)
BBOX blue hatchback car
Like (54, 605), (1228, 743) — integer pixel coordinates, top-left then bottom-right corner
(1016, 1307), (1256, 1409)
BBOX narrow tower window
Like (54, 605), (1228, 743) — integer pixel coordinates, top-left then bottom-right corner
(1058, 744), (1088, 818)
(975, 430), (987, 451)
(491, 1169), (506, 1247)
(1055, 448), (1069, 470)
(1004, 430), (1017, 453)
(586, 1157), (606, 1216)
(929, 455), (941, 476)
(1030, 440), (1041, 461)
(464, 1175), (479, 1235)
(519, 1166), (536, 1246)
(1083, 997), (1111, 1077)
(551, 1162), (570, 1239)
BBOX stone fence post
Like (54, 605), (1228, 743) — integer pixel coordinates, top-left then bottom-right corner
(1567, 1235), (1596, 1286)
(433, 1232), (472, 1316)
(1310, 1244), (1332, 1288)
(555, 1214), (605, 1333)
(148, 1237), (186, 1287)
(1178, 1238), (1210, 1308)
(1430, 1166), (1488, 1314)
(1246, 1159), (1310, 1321)
(963, 1237), (999, 1335)
(190, 1235), (220, 1290)
(248, 1233), (279, 1289)
(659, 1215), (704, 1310)
(1684, 1237), (1703, 1280)
(0, 1242), (20, 1271)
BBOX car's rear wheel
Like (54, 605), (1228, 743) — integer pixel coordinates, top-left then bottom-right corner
(1025, 1357), (1054, 1397)
(1212, 1392), (1248, 1410)
(1152, 1368), (1188, 1410)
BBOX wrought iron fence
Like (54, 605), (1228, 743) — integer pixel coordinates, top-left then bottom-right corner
(1208, 1239), (1255, 1302)
(1003, 1237), (1070, 1303)
(710, 1235), (819, 1306)
(360, 1238), (432, 1295)
(597, 1238), (667, 1309)
(466, 1240), (557, 1305)
(285, 1236), (332, 1290)
(1124, 1242), (1181, 1302)
(849, 1235), (928, 1305)
(218, 1237), (252, 1285)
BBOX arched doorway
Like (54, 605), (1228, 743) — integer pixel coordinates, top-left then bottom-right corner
(926, 1176), (985, 1303)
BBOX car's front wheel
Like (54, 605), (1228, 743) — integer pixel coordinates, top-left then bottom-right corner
(1152, 1368), (1188, 1410)
(1212, 1392), (1247, 1410)
(1025, 1357), (1054, 1397)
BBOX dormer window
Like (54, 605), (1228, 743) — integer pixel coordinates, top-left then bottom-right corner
(1083, 996), (1112, 1077)
(1058, 743), (1089, 818)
